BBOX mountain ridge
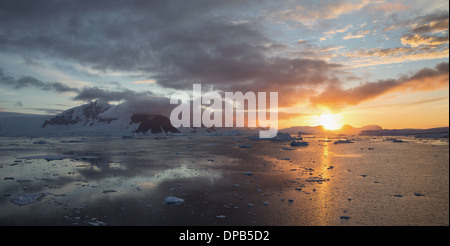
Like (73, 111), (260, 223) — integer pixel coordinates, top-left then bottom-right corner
(0, 101), (448, 138)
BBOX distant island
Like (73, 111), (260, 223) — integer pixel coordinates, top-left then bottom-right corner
(359, 127), (449, 138)
(280, 124), (383, 135)
(0, 100), (448, 139)
(281, 124), (448, 138)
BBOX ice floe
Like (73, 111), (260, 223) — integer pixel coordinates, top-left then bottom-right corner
(10, 193), (46, 206)
(334, 139), (354, 144)
(290, 141), (309, 147)
(163, 196), (185, 205)
(102, 190), (117, 193)
(33, 140), (50, 144)
(17, 155), (72, 161)
(238, 144), (253, 148)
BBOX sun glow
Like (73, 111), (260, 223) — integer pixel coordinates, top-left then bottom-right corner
(315, 113), (343, 130)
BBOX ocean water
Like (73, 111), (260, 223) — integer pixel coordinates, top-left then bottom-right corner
(0, 135), (448, 226)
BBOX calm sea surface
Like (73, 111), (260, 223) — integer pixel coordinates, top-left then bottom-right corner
(0, 135), (448, 226)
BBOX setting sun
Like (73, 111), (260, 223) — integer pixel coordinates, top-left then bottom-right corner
(315, 114), (343, 130)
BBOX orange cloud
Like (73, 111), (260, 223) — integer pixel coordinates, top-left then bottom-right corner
(131, 80), (156, 84)
(310, 62), (449, 110)
(401, 34), (449, 48)
(274, 0), (372, 26)
(370, 2), (410, 11)
(344, 46), (449, 68)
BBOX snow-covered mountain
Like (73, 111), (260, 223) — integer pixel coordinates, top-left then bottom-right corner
(3, 100), (445, 138)
(0, 100), (252, 136)
(0, 100), (184, 136)
(41, 100), (115, 128)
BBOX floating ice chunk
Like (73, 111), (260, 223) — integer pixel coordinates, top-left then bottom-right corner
(163, 196), (184, 205)
(391, 139), (405, 143)
(88, 219), (107, 226)
(290, 141), (309, 147)
(334, 139), (354, 144)
(272, 132), (294, 142)
(17, 155), (72, 161)
(238, 144), (253, 148)
(33, 140), (49, 144)
(60, 139), (88, 143)
(222, 130), (240, 136)
(282, 147), (296, 151)
(16, 179), (32, 183)
(78, 156), (100, 160)
(10, 193), (45, 206)
(102, 190), (117, 193)
(306, 178), (328, 182)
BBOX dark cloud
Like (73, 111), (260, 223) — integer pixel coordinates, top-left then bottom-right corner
(0, 0), (343, 108)
(411, 11), (449, 34)
(72, 86), (154, 102)
(100, 96), (175, 118)
(310, 62), (449, 110)
(0, 68), (79, 93)
(1, 0), (447, 114)
(0, 68), (155, 103)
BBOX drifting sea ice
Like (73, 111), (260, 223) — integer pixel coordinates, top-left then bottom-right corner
(238, 144), (253, 148)
(10, 193), (46, 206)
(17, 155), (72, 161)
(32, 140), (50, 144)
(163, 196), (185, 205)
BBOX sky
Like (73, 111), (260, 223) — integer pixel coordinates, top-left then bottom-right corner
(0, 0), (448, 129)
